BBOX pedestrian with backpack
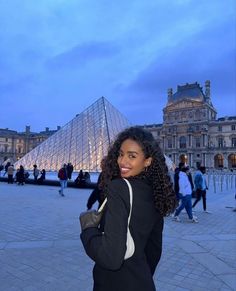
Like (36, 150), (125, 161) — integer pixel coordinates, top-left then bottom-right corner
(58, 164), (68, 196)
(173, 163), (198, 223)
(192, 166), (211, 213)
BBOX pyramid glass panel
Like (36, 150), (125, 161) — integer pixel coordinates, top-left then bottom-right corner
(14, 97), (130, 172)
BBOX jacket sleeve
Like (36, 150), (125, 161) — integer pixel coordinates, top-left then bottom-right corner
(145, 213), (164, 276)
(80, 179), (129, 270)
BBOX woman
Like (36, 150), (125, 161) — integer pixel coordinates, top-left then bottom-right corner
(80, 127), (177, 291)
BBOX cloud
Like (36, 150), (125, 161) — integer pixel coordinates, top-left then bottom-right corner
(46, 41), (121, 70)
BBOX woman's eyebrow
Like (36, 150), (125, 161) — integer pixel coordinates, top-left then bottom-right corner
(127, 150), (138, 154)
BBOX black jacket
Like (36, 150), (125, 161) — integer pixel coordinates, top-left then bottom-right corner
(80, 177), (163, 291)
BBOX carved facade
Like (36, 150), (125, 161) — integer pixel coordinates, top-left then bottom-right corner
(143, 81), (236, 169)
(0, 126), (60, 164)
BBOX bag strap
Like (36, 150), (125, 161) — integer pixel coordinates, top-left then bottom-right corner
(123, 178), (133, 225)
(97, 179), (133, 219)
(98, 197), (107, 213)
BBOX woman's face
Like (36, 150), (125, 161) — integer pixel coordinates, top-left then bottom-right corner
(117, 139), (152, 178)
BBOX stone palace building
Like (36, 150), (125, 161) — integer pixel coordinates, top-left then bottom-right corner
(143, 81), (236, 169)
(0, 126), (60, 164)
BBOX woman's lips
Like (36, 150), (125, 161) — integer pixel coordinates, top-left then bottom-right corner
(120, 167), (131, 174)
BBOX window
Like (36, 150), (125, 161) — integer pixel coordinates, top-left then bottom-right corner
(5, 138), (8, 142)
(218, 138), (223, 148)
(218, 125), (222, 132)
(229, 154), (236, 168)
(179, 136), (186, 149)
(167, 138), (172, 149)
(232, 138), (236, 148)
(4, 145), (8, 152)
(232, 125), (236, 131)
(195, 137), (201, 148)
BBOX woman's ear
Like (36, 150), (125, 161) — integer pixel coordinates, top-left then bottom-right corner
(145, 157), (152, 167)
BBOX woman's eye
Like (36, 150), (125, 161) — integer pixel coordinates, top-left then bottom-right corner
(129, 154), (136, 159)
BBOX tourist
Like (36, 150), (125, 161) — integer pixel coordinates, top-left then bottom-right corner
(37, 169), (46, 184)
(67, 162), (74, 180)
(80, 126), (177, 291)
(7, 164), (14, 184)
(173, 163), (198, 223)
(16, 165), (25, 185)
(86, 158), (106, 210)
(33, 164), (40, 182)
(192, 166), (211, 213)
(58, 164), (68, 196)
(74, 169), (85, 187)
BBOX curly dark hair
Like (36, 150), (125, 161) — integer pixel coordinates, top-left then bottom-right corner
(100, 126), (177, 216)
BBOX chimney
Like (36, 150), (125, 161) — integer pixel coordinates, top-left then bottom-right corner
(45, 127), (49, 132)
(205, 80), (210, 101)
(168, 88), (173, 102)
(57, 126), (61, 131)
(25, 125), (30, 133)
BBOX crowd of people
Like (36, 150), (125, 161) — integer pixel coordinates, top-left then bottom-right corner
(57, 163), (91, 197)
(172, 162), (210, 223)
(0, 161), (92, 191)
(0, 162), (45, 185)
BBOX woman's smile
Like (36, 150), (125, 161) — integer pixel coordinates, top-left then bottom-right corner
(117, 139), (152, 178)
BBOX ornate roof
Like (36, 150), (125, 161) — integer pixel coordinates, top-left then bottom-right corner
(169, 82), (206, 103)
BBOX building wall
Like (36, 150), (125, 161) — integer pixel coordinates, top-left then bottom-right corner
(143, 82), (236, 169)
(0, 126), (60, 164)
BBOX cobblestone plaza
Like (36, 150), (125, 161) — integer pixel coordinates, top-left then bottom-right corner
(0, 178), (235, 291)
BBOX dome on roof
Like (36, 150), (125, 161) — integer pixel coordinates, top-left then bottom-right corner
(168, 82), (206, 103)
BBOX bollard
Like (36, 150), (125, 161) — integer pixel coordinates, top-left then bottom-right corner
(213, 173), (216, 193)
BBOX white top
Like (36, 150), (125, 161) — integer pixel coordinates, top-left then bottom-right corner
(178, 171), (192, 196)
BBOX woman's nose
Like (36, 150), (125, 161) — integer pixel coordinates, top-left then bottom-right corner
(120, 155), (128, 164)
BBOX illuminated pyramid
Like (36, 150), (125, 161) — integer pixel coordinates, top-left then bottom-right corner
(14, 97), (130, 172)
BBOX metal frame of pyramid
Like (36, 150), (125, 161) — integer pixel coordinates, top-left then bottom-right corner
(14, 97), (130, 172)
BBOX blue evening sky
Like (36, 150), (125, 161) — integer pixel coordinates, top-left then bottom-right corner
(0, 0), (235, 132)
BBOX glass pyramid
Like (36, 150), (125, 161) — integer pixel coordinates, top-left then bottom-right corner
(14, 97), (130, 172)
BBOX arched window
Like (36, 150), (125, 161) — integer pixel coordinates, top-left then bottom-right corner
(179, 136), (186, 149)
(228, 154), (236, 168)
(214, 154), (224, 168)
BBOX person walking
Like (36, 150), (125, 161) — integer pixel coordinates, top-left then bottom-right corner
(33, 165), (40, 182)
(192, 166), (210, 213)
(173, 163), (198, 223)
(80, 126), (177, 291)
(7, 164), (14, 184)
(58, 164), (68, 196)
